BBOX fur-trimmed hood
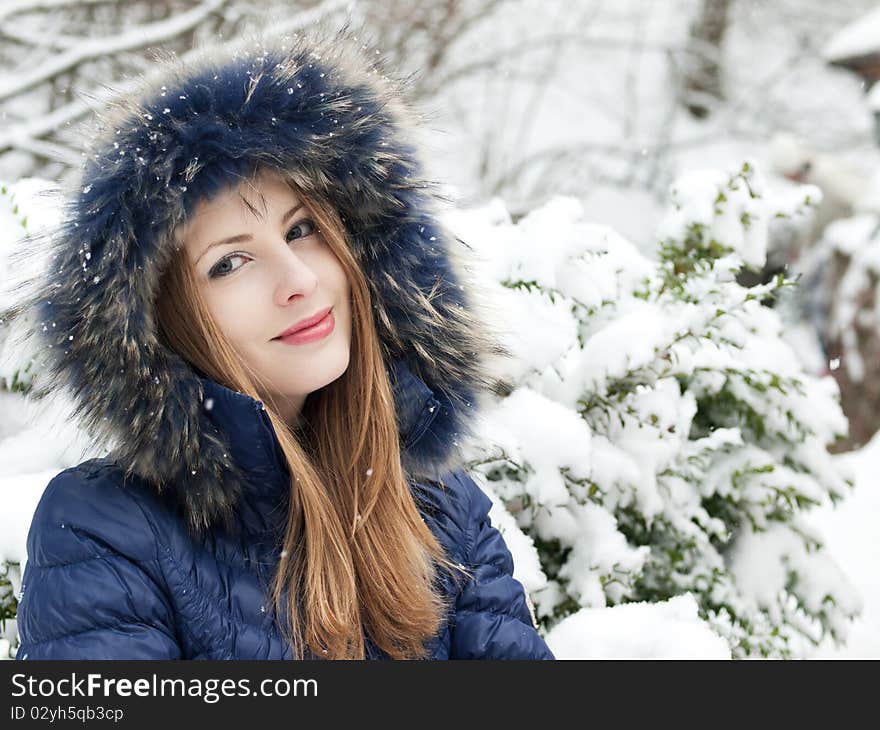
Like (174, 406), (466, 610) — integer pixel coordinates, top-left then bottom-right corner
(15, 28), (506, 535)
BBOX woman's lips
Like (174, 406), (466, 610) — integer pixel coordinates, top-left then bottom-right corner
(275, 309), (335, 345)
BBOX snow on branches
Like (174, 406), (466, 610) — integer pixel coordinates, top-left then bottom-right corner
(447, 161), (862, 658)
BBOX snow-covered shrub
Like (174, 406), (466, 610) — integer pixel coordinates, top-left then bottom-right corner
(0, 180), (72, 659)
(0, 181), (44, 658)
(0, 560), (22, 659)
(0, 178), (61, 395)
(448, 161), (863, 658)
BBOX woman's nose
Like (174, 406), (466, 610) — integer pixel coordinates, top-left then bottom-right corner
(273, 244), (319, 306)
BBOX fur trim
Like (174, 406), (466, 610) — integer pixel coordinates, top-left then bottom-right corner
(13, 26), (507, 534)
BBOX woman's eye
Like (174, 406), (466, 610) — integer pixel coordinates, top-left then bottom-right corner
(209, 253), (248, 278)
(286, 219), (316, 242)
(207, 221), (315, 279)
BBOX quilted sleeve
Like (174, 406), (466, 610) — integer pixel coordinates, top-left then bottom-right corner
(449, 471), (555, 660)
(15, 466), (182, 660)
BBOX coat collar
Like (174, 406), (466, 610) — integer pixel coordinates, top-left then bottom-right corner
(198, 357), (441, 502)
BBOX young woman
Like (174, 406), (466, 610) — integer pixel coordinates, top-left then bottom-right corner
(12, 29), (555, 660)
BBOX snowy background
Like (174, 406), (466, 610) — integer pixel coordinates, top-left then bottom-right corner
(1, 0), (879, 659)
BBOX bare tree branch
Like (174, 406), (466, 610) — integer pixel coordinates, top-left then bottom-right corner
(681, 0), (733, 118)
(0, 23), (82, 50)
(420, 32), (717, 99)
(8, 135), (81, 165)
(0, 0), (121, 24)
(0, 0), (351, 163)
(0, 0), (229, 103)
(259, 0), (351, 35)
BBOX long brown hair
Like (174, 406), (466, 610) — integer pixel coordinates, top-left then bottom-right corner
(156, 168), (471, 659)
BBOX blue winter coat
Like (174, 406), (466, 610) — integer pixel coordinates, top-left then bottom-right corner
(11, 29), (554, 660)
(16, 360), (553, 660)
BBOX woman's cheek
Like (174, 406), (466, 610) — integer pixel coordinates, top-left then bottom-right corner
(206, 283), (258, 348)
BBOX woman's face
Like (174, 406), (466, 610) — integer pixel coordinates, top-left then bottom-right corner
(181, 169), (352, 424)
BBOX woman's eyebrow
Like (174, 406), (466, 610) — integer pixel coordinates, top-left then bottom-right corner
(282, 202), (305, 225)
(195, 202), (305, 264)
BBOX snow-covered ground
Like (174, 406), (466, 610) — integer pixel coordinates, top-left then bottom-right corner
(804, 431), (880, 658)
